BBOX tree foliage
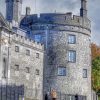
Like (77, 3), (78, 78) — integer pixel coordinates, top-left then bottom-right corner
(91, 43), (100, 60)
(92, 57), (100, 92)
(91, 43), (100, 92)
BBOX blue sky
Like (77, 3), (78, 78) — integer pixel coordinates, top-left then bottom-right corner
(0, 0), (100, 45)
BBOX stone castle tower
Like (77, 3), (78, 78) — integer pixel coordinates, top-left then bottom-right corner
(20, 0), (92, 99)
(15, 0), (92, 100)
(5, 0), (22, 23)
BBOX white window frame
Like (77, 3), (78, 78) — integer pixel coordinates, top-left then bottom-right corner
(68, 50), (76, 63)
(68, 34), (76, 44)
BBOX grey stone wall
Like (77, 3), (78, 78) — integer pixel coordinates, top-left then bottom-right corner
(46, 29), (91, 100)
(9, 34), (44, 100)
(31, 15), (91, 100)
(0, 27), (44, 100)
(21, 13), (91, 31)
(0, 28), (10, 82)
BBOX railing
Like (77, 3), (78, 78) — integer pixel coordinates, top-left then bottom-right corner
(0, 83), (24, 100)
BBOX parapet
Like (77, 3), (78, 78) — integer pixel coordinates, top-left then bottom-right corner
(20, 12), (91, 32)
(12, 33), (44, 51)
(39, 13), (91, 30)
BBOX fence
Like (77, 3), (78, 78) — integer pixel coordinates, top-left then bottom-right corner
(0, 84), (24, 100)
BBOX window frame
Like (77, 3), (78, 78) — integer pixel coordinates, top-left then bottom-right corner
(36, 53), (39, 58)
(25, 67), (30, 73)
(36, 69), (40, 75)
(15, 64), (19, 71)
(83, 69), (88, 78)
(15, 46), (19, 52)
(68, 34), (76, 44)
(58, 67), (66, 76)
(34, 34), (42, 43)
(68, 50), (76, 63)
(26, 49), (30, 56)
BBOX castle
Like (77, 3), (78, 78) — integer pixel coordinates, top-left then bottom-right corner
(0, 0), (91, 100)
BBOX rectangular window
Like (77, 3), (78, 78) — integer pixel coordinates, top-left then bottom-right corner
(58, 67), (66, 76)
(25, 67), (30, 73)
(34, 34), (42, 43)
(36, 69), (40, 75)
(15, 46), (19, 52)
(83, 69), (87, 78)
(68, 50), (76, 62)
(15, 65), (19, 71)
(36, 53), (39, 58)
(26, 49), (30, 56)
(68, 34), (76, 44)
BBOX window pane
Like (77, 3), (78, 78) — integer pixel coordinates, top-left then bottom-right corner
(34, 34), (42, 42)
(83, 69), (87, 78)
(26, 67), (30, 73)
(58, 67), (66, 76)
(68, 35), (76, 44)
(15, 46), (19, 52)
(36, 53), (39, 58)
(36, 69), (40, 75)
(15, 65), (19, 71)
(68, 51), (76, 62)
(26, 49), (30, 56)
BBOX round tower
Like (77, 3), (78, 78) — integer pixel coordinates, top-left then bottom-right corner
(20, 0), (92, 100)
(42, 13), (91, 100)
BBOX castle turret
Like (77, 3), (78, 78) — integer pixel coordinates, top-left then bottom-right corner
(26, 7), (31, 16)
(80, 0), (87, 17)
(5, 0), (22, 23)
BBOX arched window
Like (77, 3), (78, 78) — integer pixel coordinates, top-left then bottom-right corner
(3, 58), (7, 78)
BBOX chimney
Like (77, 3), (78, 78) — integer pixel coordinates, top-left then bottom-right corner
(26, 7), (31, 15)
(80, 0), (87, 17)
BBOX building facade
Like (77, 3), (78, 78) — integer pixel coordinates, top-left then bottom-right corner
(0, 13), (44, 100)
(0, 0), (92, 100)
(20, 0), (92, 100)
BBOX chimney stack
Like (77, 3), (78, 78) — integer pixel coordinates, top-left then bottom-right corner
(80, 0), (87, 17)
(26, 7), (31, 15)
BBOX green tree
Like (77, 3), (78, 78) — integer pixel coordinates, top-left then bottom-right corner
(92, 57), (100, 92)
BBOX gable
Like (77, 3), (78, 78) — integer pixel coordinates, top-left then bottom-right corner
(0, 12), (10, 29)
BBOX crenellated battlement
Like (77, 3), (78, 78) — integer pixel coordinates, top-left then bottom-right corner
(12, 34), (44, 51)
(39, 13), (91, 30)
(21, 13), (91, 31)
